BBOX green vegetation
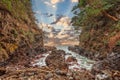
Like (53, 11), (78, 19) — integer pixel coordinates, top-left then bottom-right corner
(72, 0), (120, 29)
(72, 0), (120, 53)
(0, 0), (34, 23)
(116, 40), (120, 46)
(1, 0), (12, 11)
(0, 0), (43, 62)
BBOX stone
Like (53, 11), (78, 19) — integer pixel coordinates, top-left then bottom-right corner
(45, 73), (53, 79)
(45, 50), (68, 71)
(66, 56), (77, 63)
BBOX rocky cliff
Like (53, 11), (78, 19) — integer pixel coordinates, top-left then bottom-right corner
(72, 0), (120, 60)
(0, 0), (43, 63)
(71, 1), (120, 79)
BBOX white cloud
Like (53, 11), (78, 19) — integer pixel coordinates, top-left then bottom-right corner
(44, 0), (64, 8)
(51, 0), (64, 4)
(38, 23), (53, 32)
(56, 34), (69, 39)
(44, 1), (56, 8)
(52, 5), (56, 8)
(56, 30), (69, 39)
(71, 0), (78, 3)
(55, 16), (71, 27)
(44, 1), (51, 5)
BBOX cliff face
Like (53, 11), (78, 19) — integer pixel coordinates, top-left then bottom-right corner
(72, 0), (120, 60)
(0, 0), (43, 63)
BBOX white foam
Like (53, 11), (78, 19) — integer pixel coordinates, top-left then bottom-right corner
(56, 46), (95, 71)
(33, 53), (49, 67)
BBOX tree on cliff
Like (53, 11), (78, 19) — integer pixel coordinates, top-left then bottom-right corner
(72, 0), (119, 28)
(71, 0), (120, 56)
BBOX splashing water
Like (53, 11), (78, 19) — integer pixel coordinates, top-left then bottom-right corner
(56, 45), (95, 71)
(33, 45), (95, 71)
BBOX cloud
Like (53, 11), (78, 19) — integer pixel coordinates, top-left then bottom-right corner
(44, 1), (51, 5)
(38, 23), (53, 32)
(44, 0), (64, 8)
(51, 15), (64, 24)
(44, 1), (56, 8)
(51, 0), (64, 4)
(71, 0), (78, 3)
(56, 33), (69, 39)
(51, 16), (71, 27)
(51, 16), (72, 39)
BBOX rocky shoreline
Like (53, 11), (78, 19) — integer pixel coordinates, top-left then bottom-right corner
(68, 46), (120, 80)
(0, 45), (119, 80)
(0, 46), (95, 80)
(0, 0), (120, 79)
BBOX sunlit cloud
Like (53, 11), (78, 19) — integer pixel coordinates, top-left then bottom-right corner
(44, 0), (64, 8)
(51, 0), (64, 4)
(44, 1), (57, 8)
(51, 16), (71, 27)
(56, 33), (69, 39)
(44, 1), (51, 5)
(71, 0), (78, 3)
(38, 23), (53, 32)
(32, 0), (79, 42)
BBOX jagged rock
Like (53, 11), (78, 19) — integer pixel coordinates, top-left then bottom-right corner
(92, 53), (120, 72)
(45, 50), (68, 71)
(92, 53), (120, 80)
(68, 45), (81, 53)
(66, 56), (77, 63)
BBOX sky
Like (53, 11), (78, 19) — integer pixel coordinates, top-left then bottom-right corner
(31, 0), (78, 30)
(31, 0), (78, 42)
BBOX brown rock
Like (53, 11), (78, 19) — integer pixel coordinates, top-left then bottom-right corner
(66, 56), (77, 63)
(45, 50), (68, 71)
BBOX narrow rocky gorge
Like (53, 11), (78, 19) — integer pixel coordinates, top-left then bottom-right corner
(0, 0), (120, 80)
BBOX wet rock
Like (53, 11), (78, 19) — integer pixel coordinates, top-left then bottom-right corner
(45, 50), (68, 71)
(92, 53), (120, 80)
(55, 69), (67, 76)
(44, 46), (57, 51)
(66, 56), (77, 63)
(68, 45), (81, 53)
(95, 74), (110, 80)
(68, 46), (97, 60)
(92, 53), (120, 73)
(0, 70), (6, 76)
(34, 46), (46, 53)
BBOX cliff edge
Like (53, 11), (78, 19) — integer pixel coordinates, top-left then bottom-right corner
(0, 0), (43, 63)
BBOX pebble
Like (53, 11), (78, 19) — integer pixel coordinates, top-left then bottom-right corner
(45, 73), (53, 79)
